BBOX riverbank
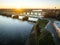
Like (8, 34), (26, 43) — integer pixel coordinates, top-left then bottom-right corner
(26, 19), (55, 45)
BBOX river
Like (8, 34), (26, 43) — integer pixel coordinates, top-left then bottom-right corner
(0, 15), (35, 45)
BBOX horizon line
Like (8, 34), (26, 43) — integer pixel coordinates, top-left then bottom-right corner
(0, 7), (60, 9)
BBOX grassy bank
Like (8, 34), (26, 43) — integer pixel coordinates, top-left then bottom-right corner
(26, 19), (55, 45)
(38, 19), (48, 29)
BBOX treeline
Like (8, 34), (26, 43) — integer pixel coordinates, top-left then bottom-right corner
(43, 10), (60, 20)
(0, 13), (12, 17)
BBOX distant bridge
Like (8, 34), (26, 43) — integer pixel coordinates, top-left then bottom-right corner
(11, 9), (43, 19)
(0, 9), (44, 20)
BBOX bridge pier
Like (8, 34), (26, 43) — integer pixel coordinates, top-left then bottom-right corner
(11, 14), (19, 19)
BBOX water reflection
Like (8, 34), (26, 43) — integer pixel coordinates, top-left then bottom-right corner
(0, 15), (34, 45)
(19, 15), (38, 21)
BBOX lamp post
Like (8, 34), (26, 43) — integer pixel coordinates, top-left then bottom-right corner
(55, 7), (57, 18)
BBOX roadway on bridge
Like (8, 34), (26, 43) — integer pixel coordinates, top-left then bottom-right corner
(45, 20), (60, 45)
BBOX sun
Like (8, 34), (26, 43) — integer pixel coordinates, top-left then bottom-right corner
(15, 5), (21, 9)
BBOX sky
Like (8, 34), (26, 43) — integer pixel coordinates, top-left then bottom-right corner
(0, 0), (60, 9)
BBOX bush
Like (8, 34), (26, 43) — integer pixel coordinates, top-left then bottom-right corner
(56, 13), (60, 20)
(13, 15), (19, 19)
(22, 16), (28, 21)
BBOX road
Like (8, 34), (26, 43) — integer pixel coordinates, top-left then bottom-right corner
(45, 20), (60, 45)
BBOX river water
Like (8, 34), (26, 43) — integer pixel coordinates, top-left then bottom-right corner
(0, 15), (34, 45)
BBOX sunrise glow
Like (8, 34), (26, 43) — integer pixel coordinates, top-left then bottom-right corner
(0, 0), (60, 9)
